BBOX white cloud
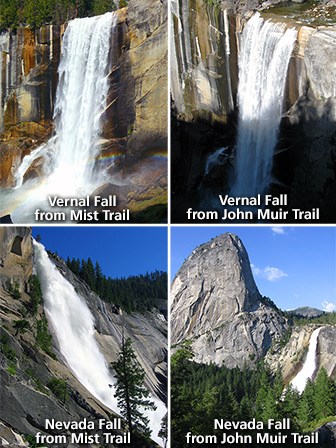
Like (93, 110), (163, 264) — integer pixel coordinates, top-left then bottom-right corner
(321, 301), (336, 312)
(251, 264), (261, 276)
(264, 266), (288, 281)
(251, 264), (288, 282)
(271, 227), (286, 235)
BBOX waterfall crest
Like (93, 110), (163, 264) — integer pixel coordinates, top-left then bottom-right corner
(1, 12), (116, 222)
(231, 13), (297, 197)
(290, 327), (322, 393)
(33, 240), (165, 444)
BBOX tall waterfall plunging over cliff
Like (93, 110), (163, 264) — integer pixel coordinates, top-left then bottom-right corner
(33, 240), (165, 444)
(231, 13), (297, 197)
(16, 13), (115, 191)
(1, 13), (116, 222)
(291, 328), (322, 393)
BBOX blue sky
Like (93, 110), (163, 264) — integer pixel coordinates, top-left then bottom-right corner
(171, 226), (336, 312)
(32, 227), (167, 278)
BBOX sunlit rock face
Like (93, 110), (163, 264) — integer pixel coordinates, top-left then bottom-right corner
(0, 227), (33, 290)
(171, 2), (336, 222)
(266, 325), (336, 384)
(171, 0), (238, 125)
(0, 26), (62, 133)
(171, 233), (287, 368)
(0, 228), (167, 445)
(0, 0), (167, 219)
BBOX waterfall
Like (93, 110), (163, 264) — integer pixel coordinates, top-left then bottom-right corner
(205, 147), (228, 175)
(290, 328), (322, 393)
(231, 13), (297, 197)
(33, 240), (165, 444)
(1, 13), (116, 222)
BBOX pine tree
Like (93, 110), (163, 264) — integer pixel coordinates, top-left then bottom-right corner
(313, 368), (335, 420)
(111, 336), (156, 443)
(158, 412), (167, 448)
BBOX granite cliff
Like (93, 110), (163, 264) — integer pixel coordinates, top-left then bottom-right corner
(0, 0), (167, 219)
(266, 324), (336, 381)
(0, 227), (167, 446)
(171, 233), (287, 367)
(171, 232), (336, 385)
(171, 0), (336, 222)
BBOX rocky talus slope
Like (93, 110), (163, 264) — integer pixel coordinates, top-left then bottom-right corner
(0, 227), (167, 446)
(171, 233), (287, 368)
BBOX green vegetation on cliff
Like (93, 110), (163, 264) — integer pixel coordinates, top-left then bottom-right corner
(284, 311), (336, 326)
(0, 0), (124, 30)
(47, 377), (68, 403)
(66, 257), (167, 313)
(36, 315), (56, 358)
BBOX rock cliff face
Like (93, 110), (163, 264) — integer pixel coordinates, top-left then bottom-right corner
(171, 232), (336, 384)
(171, 1), (336, 221)
(52, 256), (168, 401)
(266, 325), (336, 381)
(0, 228), (167, 445)
(171, 0), (238, 125)
(0, 26), (62, 133)
(0, 0), (167, 211)
(171, 233), (287, 367)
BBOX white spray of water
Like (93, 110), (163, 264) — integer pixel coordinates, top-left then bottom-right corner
(205, 147), (228, 175)
(1, 13), (116, 222)
(231, 13), (297, 197)
(33, 240), (166, 444)
(290, 327), (322, 393)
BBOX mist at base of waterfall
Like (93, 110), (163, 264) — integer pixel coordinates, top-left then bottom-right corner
(0, 12), (116, 223)
(33, 240), (166, 444)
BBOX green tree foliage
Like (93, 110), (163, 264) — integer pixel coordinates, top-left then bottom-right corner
(171, 349), (336, 448)
(27, 275), (43, 315)
(36, 315), (56, 358)
(0, 0), (117, 30)
(0, 335), (16, 362)
(6, 280), (21, 300)
(112, 337), (156, 444)
(22, 0), (54, 28)
(313, 368), (335, 420)
(283, 311), (336, 326)
(13, 319), (30, 335)
(47, 377), (68, 403)
(67, 257), (167, 313)
(93, 0), (116, 14)
(0, 0), (19, 28)
(158, 412), (168, 448)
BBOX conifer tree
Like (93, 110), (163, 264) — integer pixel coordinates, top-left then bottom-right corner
(313, 368), (335, 419)
(158, 412), (167, 448)
(111, 336), (156, 443)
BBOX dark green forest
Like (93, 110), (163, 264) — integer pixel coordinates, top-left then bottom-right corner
(0, 0), (127, 30)
(284, 311), (336, 326)
(66, 256), (167, 313)
(171, 342), (336, 448)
